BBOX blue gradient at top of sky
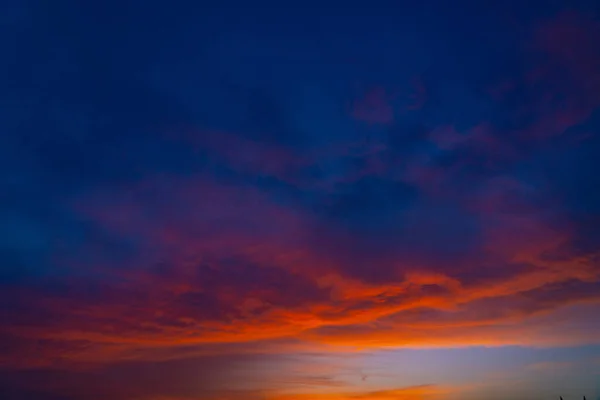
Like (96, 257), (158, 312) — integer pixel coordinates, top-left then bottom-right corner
(1, 0), (600, 399)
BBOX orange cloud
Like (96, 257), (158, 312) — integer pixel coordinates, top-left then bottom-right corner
(263, 384), (451, 400)
(2, 167), (599, 369)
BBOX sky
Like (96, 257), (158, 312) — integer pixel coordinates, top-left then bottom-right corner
(1, 1), (600, 399)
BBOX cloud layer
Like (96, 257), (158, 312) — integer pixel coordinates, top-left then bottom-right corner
(1, 2), (600, 399)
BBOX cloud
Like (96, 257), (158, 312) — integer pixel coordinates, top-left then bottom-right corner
(2, 159), (599, 367)
(264, 384), (451, 400)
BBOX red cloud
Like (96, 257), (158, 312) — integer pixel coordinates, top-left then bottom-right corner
(2, 167), (598, 370)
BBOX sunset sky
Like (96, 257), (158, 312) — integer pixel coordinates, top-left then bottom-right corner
(1, 1), (600, 399)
